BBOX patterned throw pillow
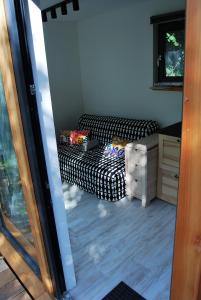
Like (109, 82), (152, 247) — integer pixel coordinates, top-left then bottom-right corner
(70, 130), (90, 145)
(104, 137), (129, 158)
(59, 130), (71, 144)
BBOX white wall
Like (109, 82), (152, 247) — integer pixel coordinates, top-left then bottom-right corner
(43, 0), (185, 131)
(43, 21), (83, 135)
(78, 0), (185, 127)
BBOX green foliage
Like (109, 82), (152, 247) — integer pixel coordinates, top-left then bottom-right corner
(165, 32), (184, 77)
(166, 33), (179, 47)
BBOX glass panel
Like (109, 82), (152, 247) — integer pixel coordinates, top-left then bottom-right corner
(165, 30), (185, 77)
(0, 72), (34, 246)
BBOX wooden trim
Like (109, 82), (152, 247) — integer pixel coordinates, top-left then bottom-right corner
(150, 10), (185, 24)
(2, 214), (37, 261)
(36, 293), (54, 300)
(171, 0), (201, 299)
(0, 234), (52, 299)
(0, 0), (54, 296)
(150, 86), (183, 92)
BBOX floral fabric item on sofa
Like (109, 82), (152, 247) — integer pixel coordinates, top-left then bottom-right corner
(104, 137), (129, 158)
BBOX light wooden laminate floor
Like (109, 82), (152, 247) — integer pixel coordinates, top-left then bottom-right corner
(63, 183), (176, 300)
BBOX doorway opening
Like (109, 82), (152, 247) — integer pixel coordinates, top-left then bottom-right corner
(32, 0), (186, 299)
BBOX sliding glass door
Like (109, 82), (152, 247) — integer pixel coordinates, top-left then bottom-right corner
(0, 71), (36, 258)
(0, 0), (55, 298)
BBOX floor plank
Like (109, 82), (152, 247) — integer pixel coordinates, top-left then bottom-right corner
(64, 184), (176, 300)
(0, 269), (15, 289)
(0, 259), (31, 300)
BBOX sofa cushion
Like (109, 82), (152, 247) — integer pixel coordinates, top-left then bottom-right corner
(59, 130), (71, 144)
(104, 137), (129, 158)
(104, 144), (125, 158)
(70, 130), (90, 145)
(78, 114), (159, 144)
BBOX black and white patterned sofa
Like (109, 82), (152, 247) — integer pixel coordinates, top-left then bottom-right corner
(58, 114), (159, 201)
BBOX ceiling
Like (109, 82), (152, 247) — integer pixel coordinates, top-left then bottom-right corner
(39, 0), (135, 22)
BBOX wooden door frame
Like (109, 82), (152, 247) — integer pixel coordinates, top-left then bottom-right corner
(4, 0), (67, 297)
(1, 0), (201, 299)
(23, 0), (201, 298)
(171, 0), (201, 299)
(11, 0), (201, 298)
(0, 0), (54, 298)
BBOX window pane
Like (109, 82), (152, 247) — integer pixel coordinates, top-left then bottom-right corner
(0, 72), (34, 246)
(165, 30), (185, 77)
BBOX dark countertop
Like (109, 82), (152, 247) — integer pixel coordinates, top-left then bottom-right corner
(158, 122), (182, 138)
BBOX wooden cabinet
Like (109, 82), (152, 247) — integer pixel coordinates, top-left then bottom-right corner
(157, 123), (181, 205)
(125, 134), (158, 207)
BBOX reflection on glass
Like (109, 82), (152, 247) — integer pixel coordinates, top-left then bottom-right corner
(165, 30), (185, 77)
(0, 72), (34, 245)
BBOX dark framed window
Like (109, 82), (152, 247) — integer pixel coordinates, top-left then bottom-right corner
(151, 11), (185, 87)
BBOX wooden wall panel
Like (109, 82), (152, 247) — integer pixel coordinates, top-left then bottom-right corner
(171, 0), (201, 299)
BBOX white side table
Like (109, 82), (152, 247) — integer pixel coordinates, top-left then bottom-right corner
(125, 134), (158, 207)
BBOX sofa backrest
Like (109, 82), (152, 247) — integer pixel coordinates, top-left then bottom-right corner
(78, 114), (159, 144)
